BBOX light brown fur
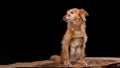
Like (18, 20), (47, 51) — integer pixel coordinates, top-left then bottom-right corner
(50, 8), (89, 66)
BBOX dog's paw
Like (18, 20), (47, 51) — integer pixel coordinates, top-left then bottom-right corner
(65, 64), (73, 67)
(82, 62), (88, 67)
(64, 61), (72, 67)
(77, 60), (88, 67)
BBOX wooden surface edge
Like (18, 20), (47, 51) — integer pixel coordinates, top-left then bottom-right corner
(0, 57), (120, 68)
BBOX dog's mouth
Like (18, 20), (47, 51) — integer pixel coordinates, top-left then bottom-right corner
(64, 19), (71, 22)
(63, 17), (71, 22)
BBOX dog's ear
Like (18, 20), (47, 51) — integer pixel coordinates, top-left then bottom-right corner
(79, 9), (89, 21)
(79, 9), (89, 17)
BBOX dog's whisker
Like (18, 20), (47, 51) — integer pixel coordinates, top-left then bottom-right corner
(60, 19), (64, 24)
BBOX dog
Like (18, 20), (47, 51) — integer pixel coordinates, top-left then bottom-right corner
(50, 8), (89, 66)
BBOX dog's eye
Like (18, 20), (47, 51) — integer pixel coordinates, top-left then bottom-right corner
(71, 12), (74, 14)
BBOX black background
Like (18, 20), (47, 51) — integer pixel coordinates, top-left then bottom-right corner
(1, 0), (120, 64)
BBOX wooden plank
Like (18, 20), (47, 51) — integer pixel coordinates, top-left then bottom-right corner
(0, 57), (120, 68)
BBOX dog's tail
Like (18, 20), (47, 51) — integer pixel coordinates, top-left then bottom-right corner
(50, 55), (61, 63)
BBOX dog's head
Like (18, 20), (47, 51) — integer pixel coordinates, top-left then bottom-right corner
(63, 8), (89, 22)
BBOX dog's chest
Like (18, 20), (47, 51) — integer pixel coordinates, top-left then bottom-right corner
(70, 23), (81, 31)
(70, 23), (84, 37)
(70, 38), (81, 47)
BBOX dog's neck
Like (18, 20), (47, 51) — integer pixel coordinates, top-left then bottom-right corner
(70, 21), (81, 31)
(69, 19), (84, 31)
(71, 18), (85, 25)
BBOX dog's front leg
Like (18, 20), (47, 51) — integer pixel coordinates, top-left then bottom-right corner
(62, 42), (71, 66)
(61, 26), (73, 66)
(79, 38), (88, 66)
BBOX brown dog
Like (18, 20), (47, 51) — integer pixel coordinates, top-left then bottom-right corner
(50, 8), (89, 66)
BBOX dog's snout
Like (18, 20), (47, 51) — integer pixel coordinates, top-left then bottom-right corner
(67, 14), (70, 17)
(63, 16), (71, 22)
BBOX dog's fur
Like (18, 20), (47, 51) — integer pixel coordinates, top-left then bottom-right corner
(50, 8), (89, 66)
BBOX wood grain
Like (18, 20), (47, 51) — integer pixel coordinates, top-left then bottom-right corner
(0, 57), (120, 68)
